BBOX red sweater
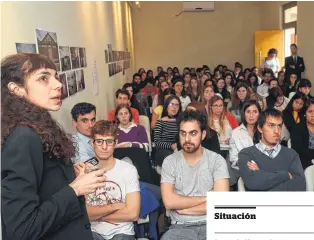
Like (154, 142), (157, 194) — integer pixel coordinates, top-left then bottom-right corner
(225, 111), (239, 129)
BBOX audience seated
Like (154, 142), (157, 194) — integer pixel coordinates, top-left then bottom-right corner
(85, 120), (141, 240)
(291, 98), (314, 170)
(257, 69), (273, 99)
(282, 92), (307, 134)
(224, 73), (234, 93)
(229, 100), (261, 186)
(238, 109), (306, 191)
(152, 78), (170, 110)
(71, 102), (97, 162)
(154, 95), (181, 167)
(161, 110), (229, 240)
(283, 72), (298, 98)
(122, 83), (145, 115)
(228, 82), (251, 123)
(151, 88), (174, 129)
(277, 71), (286, 92)
(217, 77), (231, 106)
(297, 78), (313, 100)
(181, 102), (221, 154)
(187, 76), (202, 102)
(183, 73), (192, 90)
(265, 86), (290, 112)
(172, 77), (191, 111)
(114, 104), (149, 152)
(201, 85), (216, 113)
(108, 89), (140, 125)
(208, 96), (238, 158)
(247, 72), (259, 93)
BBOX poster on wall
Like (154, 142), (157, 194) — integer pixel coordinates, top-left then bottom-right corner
(70, 47), (80, 69)
(16, 43), (37, 53)
(108, 44), (113, 63)
(35, 29), (60, 71)
(79, 47), (87, 68)
(66, 71), (77, 96)
(92, 60), (99, 95)
(59, 73), (68, 100)
(105, 50), (108, 63)
(59, 46), (71, 71)
(76, 69), (85, 92)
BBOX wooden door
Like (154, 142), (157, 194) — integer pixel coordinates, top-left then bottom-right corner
(255, 30), (284, 69)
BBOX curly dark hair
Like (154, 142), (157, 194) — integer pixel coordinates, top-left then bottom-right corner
(1, 53), (75, 164)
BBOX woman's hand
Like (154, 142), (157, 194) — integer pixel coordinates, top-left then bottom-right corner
(74, 162), (86, 177)
(69, 168), (106, 196)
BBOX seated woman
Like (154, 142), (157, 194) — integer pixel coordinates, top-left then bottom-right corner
(265, 86), (290, 112)
(228, 82), (251, 124)
(283, 92), (307, 134)
(114, 104), (153, 183)
(291, 98), (314, 169)
(224, 73), (234, 94)
(172, 77), (191, 111)
(284, 72), (298, 98)
(151, 88), (174, 129)
(154, 95), (182, 167)
(228, 100), (261, 187)
(217, 77), (231, 106)
(247, 72), (259, 93)
(114, 104), (149, 151)
(297, 78), (313, 100)
(208, 95), (238, 158)
(152, 78), (169, 110)
(201, 85), (216, 113)
(187, 76), (202, 102)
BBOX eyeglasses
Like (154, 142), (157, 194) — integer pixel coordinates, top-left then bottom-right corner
(174, 84), (183, 88)
(169, 103), (180, 108)
(94, 139), (115, 146)
(212, 105), (224, 108)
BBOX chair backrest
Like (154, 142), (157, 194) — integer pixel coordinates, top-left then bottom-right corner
(281, 123), (290, 143)
(305, 165), (314, 191)
(237, 177), (246, 192)
(139, 115), (152, 153)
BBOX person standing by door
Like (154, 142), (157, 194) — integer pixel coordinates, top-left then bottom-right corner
(284, 44), (305, 81)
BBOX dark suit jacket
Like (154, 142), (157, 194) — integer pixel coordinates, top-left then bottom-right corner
(284, 55), (305, 80)
(291, 122), (314, 170)
(1, 127), (93, 240)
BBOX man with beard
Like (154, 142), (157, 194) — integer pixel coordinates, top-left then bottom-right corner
(160, 110), (229, 240)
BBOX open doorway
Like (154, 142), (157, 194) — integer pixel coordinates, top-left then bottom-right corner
(284, 28), (296, 58)
(282, 2), (297, 57)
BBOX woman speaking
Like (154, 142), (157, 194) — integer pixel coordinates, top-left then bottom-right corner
(1, 53), (106, 240)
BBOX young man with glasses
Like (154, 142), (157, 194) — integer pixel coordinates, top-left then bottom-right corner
(80, 120), (140, 240)
(161, 110), (229, 240)
(238, 109), (306, 191)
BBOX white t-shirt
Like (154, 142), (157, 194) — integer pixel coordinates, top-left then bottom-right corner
(261, 57), (280, 77)
(90, 160), (140, 239)
(179, 96), (191, 111)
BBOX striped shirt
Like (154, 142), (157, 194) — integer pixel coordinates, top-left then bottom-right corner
(154, 119), (178, 150)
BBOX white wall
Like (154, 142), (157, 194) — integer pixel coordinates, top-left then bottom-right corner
(1, 1), (135, 134)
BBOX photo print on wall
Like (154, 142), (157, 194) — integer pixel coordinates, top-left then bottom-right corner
(35, 29), (60, 71)
(79, 48), (87, 68)
(66, 71), (77, 96)
(76, 69), (85, 92)
(70, 47), (80, 69)
(59, 46), (72, 71)
(59, 73), (69, 100)
(16, 43), (37, 53)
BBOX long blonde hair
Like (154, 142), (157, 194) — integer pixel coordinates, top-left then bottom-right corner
(208, 95), (228, 135)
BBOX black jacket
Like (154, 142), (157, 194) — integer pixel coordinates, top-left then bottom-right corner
(284, 55), (305, 81)
(1, 127), (93, 240)
(283, 110), (305, 134)
(291, 122), (314, 170)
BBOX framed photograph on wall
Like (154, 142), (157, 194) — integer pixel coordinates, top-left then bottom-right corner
(59, 46), (71, 71)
